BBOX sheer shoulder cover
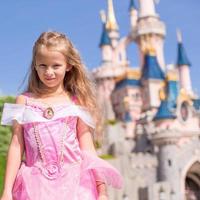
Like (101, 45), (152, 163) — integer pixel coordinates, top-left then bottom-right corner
(1, 103), (25, 125)
(77, 117), (90, 134)
(1, 103), (95, 129)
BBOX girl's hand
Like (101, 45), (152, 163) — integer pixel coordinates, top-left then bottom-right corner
(98, 194), (109, 200)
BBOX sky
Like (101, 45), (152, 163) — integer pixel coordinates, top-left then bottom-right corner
(0, 0), (200, 96)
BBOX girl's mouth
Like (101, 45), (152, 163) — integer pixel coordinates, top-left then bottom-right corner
(45, 78), (55, 81)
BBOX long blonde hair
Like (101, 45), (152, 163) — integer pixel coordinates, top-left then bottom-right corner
(27, 31), (102, 136)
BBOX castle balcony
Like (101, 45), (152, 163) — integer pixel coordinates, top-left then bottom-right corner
(133, 18), (166, 38)
(92, 64), (126, 79)
(151, 127), (200, 146)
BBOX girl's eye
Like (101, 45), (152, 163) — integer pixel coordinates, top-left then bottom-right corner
(38, 65), (46, 69)
(53, 65), (61, 69)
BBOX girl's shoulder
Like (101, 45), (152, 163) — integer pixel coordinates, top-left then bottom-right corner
(15, 91), (36, 106)
(15, 92), (30, 105)
(21, 91), (34, 98)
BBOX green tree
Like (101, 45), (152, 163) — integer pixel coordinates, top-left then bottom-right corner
(0, 96), (15, 194)
(0, 96), (14, 156)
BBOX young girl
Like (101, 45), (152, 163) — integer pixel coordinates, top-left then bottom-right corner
(0, 31), (123, 200)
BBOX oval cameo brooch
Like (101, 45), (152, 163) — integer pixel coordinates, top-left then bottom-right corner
(43, 107), (54, 119)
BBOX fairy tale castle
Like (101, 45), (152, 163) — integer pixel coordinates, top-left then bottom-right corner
(92, 0), (200, 199)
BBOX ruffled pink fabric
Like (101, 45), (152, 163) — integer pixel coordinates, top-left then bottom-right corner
(12, 151), (123, 200)
(81, 151), (123, 189)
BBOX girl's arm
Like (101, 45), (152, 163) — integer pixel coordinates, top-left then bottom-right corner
(77, 118), (108, 200)
(1, 95), (25, 199)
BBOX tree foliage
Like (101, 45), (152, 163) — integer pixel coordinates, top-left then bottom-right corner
(0, 96), (15, 156)
(0, 96), (15, 193)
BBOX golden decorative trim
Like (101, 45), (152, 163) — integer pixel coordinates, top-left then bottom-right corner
(166, 72), (178, 81)
(159, 81), (167, 100)
(115, 69), (141, 82)
(177, 88), (192, 104)
(140, 34), (156, 55)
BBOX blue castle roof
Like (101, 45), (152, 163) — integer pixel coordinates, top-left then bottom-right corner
(193, 99), (200, 111)
(129, 0), (136, 11)
(154, 79), (179, 121)
(115, 78), (141, 90)
(177, 42), (191, 67)
(154, 100), (176, 121)
(124, 111), (132, 122)
(142, 54), (165, 80)
(167, 80), (179, 108)
(99, 23), (111, 47)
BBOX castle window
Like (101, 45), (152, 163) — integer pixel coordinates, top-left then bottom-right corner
(135, 92), (140, 101)
(131, 92), (140, 101)
(180, 101), (189, 121)
(119, 53), (122, 61)
(168, 159), (172, 166)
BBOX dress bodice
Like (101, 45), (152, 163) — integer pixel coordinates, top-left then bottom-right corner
(23, 115), (81, 166)
(23, 96), (93, 167)
(1, 95), (95, 167)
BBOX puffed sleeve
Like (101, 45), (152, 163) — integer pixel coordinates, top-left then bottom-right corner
(76, 117), (94, 135)
(73, 104), (95, 131)
(1, 103), (25, 126)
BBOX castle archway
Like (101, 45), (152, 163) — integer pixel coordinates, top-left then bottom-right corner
(185, 161), (200, 200)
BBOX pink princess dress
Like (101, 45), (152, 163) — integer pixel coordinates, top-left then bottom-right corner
(1, 94), (123, 200)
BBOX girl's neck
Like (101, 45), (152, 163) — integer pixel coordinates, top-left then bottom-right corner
(40, 85), (67, 98)
(41, 90), (66, 98)
(29, 90), (72, 106)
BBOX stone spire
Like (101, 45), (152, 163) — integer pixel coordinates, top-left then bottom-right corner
(106, 0), (119, 31)
(176, 29), (192, 95)
(129, 0), (137, 12)
(176, 29), (191, 67)
(99, 10), (112, 63)
(129, 0), (138, 29)
(138, 0), (157, 18)
(99, 10), (111, 47)
(133, 0), (166, 70)
(104, 0), (120, 48)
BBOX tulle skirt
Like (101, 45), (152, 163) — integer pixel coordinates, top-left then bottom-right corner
(12, 151), (123, 200)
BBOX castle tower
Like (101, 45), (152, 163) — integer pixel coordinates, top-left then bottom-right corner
(133, 0), (166, 70)
(166, 72), (179, 109)
(92, 0), (124, 121)
(129, 0), (138, 30)
(141, 47), (165, 110)
(106, 0), (120, 48)
(111, 69), (142, 139)
(99, 10), (112, 63)
(152, 79), (181, 199)
(152, 72), (200, 199)
(176, 30), (193, 96)
(138, 0), (157, 17)
(152, 132), (181, 199)
(153, 74), (178, 123)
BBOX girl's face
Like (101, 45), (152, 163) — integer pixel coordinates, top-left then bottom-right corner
(35, 47), (70, 89)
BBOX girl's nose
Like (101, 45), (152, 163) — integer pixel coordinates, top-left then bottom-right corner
(45, 67), (54, 76)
